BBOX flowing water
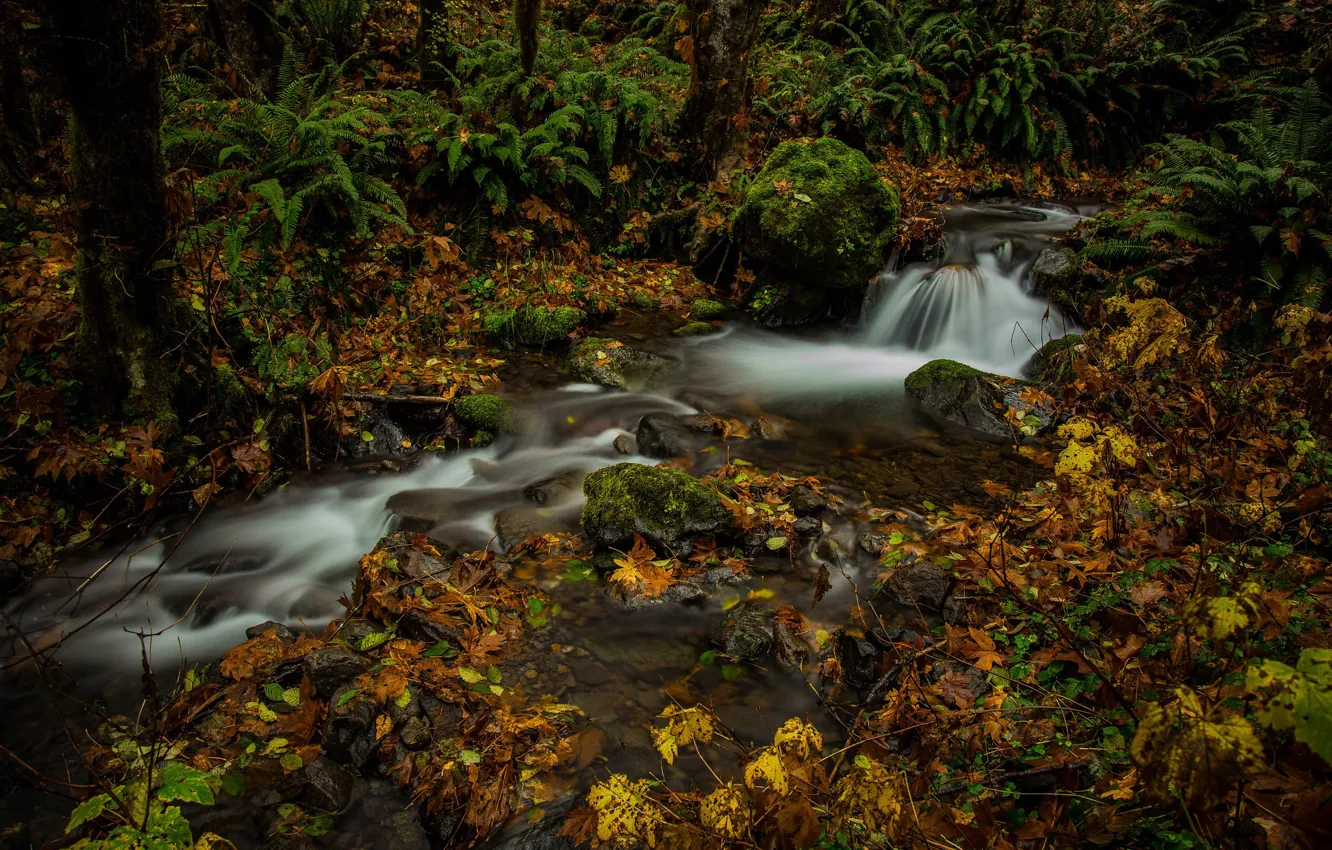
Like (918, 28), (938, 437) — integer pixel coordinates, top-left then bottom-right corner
(1, 201), (1086, 839)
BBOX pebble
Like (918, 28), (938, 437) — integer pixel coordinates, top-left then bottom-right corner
(524, 669), (538, 680)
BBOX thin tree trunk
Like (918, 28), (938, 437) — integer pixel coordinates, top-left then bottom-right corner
(679, 0), (764, 170)
(514, 0), (541, 76)
(207, 0), (283, 99)
(39, 0), (179, 431)
(417, 0), (455, 92)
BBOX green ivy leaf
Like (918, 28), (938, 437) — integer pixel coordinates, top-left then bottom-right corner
(65, 793), (113, 833)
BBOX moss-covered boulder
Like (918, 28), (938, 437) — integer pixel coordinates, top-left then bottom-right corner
(567, 338), (669, 389)
(905, 359), (1052, 439)
(454, 394), (511, 434)
(736, 138), (899, 291)
(747, 282), (828, 327)
(690, 299), (728, 320)
(1024, 333), (1084, 384)
(581, 463), (730, 550)
(482, 305), (586, 346)
(673, 321), (718, 337)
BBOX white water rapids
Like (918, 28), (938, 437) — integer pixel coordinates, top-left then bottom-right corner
(3, 202), (1083, 682)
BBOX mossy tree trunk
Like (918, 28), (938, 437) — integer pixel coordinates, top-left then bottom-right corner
(679, 0), (764, 170)
(207, 0), (283, 99)
(513, 0), (541, 76)
(39, 0), (179, 431)
(416, 0), (456, 92)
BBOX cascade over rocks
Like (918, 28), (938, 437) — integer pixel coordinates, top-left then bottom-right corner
(737, 137), (899, 295)
(580, 463), (730, 550)
(904, 359), (1052, 439)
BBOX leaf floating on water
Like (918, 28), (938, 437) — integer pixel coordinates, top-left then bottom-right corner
(812, 564), (832, 606)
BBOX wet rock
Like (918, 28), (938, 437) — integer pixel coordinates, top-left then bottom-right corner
(346, 409), (409, 458)
(481, 796), (581, 850)
(425, 809), (465, 845)
(322, 688), (378, 769)
(581, 463), (729, 550)
(712, 604), (775, 662)
(691, 299), (729, 320)
(774, 616), (811, 668)
(635, 413), (696, 459)
(399, 609), (460, 645)
(1024, 333), (1084, 384)
(747, 282), (829, 327)
(259, 833), (317, 850)
(859, 530), (890, 556)
(399, 540), (459, 582)
(483, 306), (586, 346)
(336, 618), (382, 649)
(400, 716), (432, 749)
(789, 484), (827, 516)
(566, 338), (669, 390)
(523, 471), (584, 506)
(836, 635), (880, 689)
(612, 433), (635, 455)
(380, 810), (432, 850)
(905, 359), (1050, 439)
(301, 757), (354, 811)
(882, 560), (951, 611)
(794, 516), (823, 537)
(245, 620), (295, 642)
(884, 479), (921, 499)
(736, 138), (899, 291)
(420, 694), (464, 738)
(1030, 246), (1078, 296)
(305, 647), (369, 699)
(493, 506), (570, 552)
(387, 685), (421, 724)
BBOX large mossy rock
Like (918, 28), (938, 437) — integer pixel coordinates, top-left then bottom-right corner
(567, 338), (668, 389)
(1024, 333), (1084, 384)
(905, 359), (1052, 439)
(736, 138), (899, 291)
(581, 463), (730, 550)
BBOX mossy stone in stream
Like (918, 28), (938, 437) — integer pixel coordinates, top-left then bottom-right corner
(1025, 333), (1084, 383)
(735, 138), (899, 291)
(454, 394), (511, 434)
(690, 299), (728, 320)
(482, 305), (586, 345)
(673, 322), (717, 337)
(567, 338), (668, 389)
(905, 359), (1008, 438)
(581, 463), (730, 550)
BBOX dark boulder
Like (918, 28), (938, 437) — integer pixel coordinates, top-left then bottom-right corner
(304, 647), (369, 699)
(322, 688), (378, 769)
(301, 757), (354, 812)
(712, 604), (775, 662)
(636, 413), (696, 459)
(882, 560), (951, 611)
(245, 620), (295, 642)
(905, 359), (1052, 439)
(789, 484), (826, 516)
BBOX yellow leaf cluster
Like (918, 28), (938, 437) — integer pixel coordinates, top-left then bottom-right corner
(651, 705), (716, 765)
(743, 748), (789, 795)
(699, 783), (750, 839)
(587, 774), (661, 848)
(1101, 297), (1189, 369)
(1183, 581), (1262, 641)
(1130, 688), (1264, 808)
(773, 718), (823, 761)
(829, 760), (909, 839)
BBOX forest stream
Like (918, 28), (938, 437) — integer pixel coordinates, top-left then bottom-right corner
(4, 202), (1083, 847)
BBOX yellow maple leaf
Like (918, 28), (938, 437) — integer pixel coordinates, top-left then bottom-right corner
(651, 705), (716, 764)
(744, 748), (789, 795)
(700, 783), (750, 839)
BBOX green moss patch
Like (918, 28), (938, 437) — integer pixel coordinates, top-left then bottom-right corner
(482, 305), (586, 345)
(581, 463), (730, 549)
(454, 394), (511, 434)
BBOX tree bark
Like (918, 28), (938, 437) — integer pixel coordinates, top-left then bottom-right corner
(514, 0), (541, 76)
(38, 0), (179, 431)
(207, 0), (283, 99)
(416, 0), (455, 92)
(679, 0), (764, 169)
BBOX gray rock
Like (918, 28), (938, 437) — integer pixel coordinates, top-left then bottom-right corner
(942, 591), (973, 626)
(794, 516), (823, 537)
(905, 359), (1052, 439)
(336, 618), (382, 649)
(346, 410), (410, 458)
(398, 608), (459, 645)
(1030, 246), (1077, 295)
(420, 694), (464, 738)
(380, 810), (431, 850)
(789, 484), (827, 516)
(859, 530), (890, 556)
(400, 716), (432, 749)
(301, 757), (354, 811)
(636, 413), (696, 459)
(567, 339), (668, 389)
(480, 796), (581, 850)
(245, 620), (295, 642)
(493, 506), (572, 552)
(882, 560), (951, 611)
(322, 688), (377, 769)
(398, 540), (459, 582)
(774, 616), (810, 668)
(836, 635), (880, 689)
(612, 433), (635, 455)
(304, 647), (369, 699)
(523, 471), (584, 506)
(712, 604), (775, 662)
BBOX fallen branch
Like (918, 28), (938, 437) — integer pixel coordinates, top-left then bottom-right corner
(344, 392), (454, 405)
(934, 759), (1093, 797)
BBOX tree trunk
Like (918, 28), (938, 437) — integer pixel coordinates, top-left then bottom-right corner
(417, 0), (455, 92)
(514, 0), (541, 76)
(207, 0), (283, 99)
(39, 0), (178, 431)
(679, 0), (764, 170)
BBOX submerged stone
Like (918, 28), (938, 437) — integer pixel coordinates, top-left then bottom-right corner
(580, 463), (729, 550)
(736, 138), (899, 291)
(566, 338), (668, 389)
